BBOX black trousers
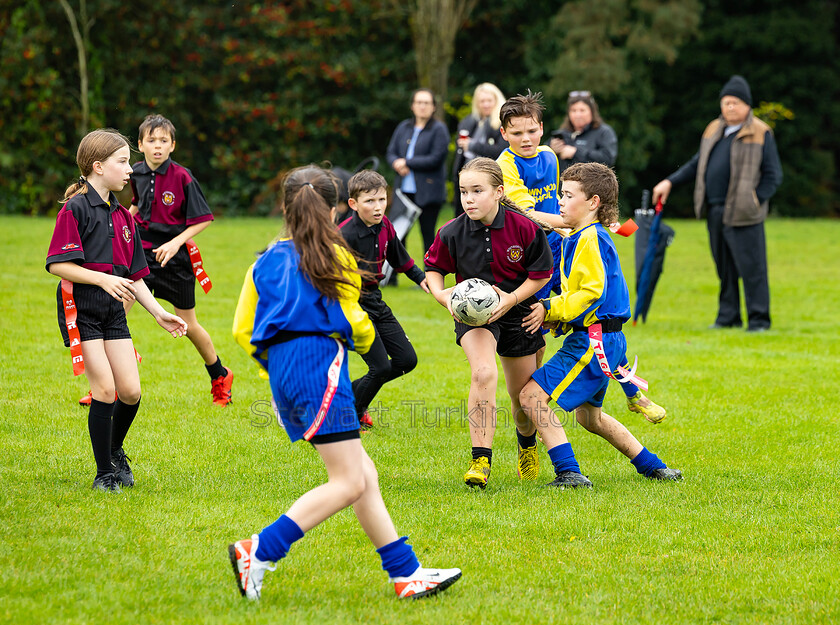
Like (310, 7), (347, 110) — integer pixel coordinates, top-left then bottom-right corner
(706, 204), (771, 330)
(404, 193), (442, 253)
(352, 292), (418, 417)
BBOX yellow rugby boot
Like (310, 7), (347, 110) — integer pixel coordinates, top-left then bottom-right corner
(517, 443), (539, 480)
(627, 391), (666, 424)
(464, 457), (491, 489)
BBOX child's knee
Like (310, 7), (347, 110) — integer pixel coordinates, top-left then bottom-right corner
(118, 387), (141, 405)
(395, 351), (418, 375)
(334, 471), (366, 506)
(471, 364), (497, 388)
(519, 382), (542, 411)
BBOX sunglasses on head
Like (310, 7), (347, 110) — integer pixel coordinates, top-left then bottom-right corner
(569, 91), (591, 98)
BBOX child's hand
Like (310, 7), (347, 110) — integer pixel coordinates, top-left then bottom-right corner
(156, 311), (188, 338)
(522, 301), (547, 334)
(98, 274), (136, 303)
(418, 278), (430, 294)
(486, 286), (516, 324)
(153, 240), (183, 267)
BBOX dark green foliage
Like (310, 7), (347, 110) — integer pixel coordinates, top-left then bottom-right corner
(647, 0), (840, 217)
(0, 0), (838, 216)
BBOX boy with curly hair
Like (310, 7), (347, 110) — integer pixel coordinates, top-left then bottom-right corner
(518, 163), (682, 488)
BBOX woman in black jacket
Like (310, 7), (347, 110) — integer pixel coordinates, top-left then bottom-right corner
(386, 88), (450, 253)
(549, 91), (618, 174)
(451, 83), (509, 217)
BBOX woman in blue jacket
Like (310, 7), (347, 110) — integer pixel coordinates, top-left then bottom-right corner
(386, 88), (450, 253)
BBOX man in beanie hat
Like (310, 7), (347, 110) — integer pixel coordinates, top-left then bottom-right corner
(652, 75), (782, 332)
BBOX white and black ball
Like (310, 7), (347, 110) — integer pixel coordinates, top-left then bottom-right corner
(449, 278), (500, 326)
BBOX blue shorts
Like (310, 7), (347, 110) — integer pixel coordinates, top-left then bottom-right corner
(531, 330), (628, 412)
(267, 335), (359, 442)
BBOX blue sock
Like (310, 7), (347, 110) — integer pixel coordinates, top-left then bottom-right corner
(376, 536), (420, 579)
(516, 429), (537, 449)
(622, 381), (639, 398)
(255, 514), (304, 563)
(547, 442), (581, 475)
(631, 447), (667, 477)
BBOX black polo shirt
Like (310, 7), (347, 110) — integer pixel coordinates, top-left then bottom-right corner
(424, 205), (552, 292)
(338, 213), (425, 289)
(130, 158), (214, 249)
(46, 188), (150, 280)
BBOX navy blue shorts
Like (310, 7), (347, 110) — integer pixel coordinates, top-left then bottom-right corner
(57, 282), (131, 346)
(142, 247), (196, 310)
(267, 335), (360, 443)
(531, 330), (628, 412)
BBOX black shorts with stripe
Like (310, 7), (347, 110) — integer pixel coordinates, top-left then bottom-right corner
(454, 296), (545, 358)
(142, 247), (196, 310)
(56, 282), (131, 346)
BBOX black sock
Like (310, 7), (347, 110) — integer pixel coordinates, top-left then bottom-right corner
(472, 447), (492, 464)
(206, 357), (226, 380)
(88, 399), (115, 477)
(516, 429), (537, 449)
(112, 396), (140, 452)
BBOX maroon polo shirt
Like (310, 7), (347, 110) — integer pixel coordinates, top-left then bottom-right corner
(424, 205), (552, 292)
(130, 158), (214, 249)
(338, 212), (424, 289)
(46, 188), (150, 280)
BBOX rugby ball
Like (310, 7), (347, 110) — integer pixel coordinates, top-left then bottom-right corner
(449, 278), (500, 326)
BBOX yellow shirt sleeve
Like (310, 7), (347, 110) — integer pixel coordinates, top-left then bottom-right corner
(544, 230), (605, 325)
(498, 151), (536, 211)
(232, 263), (269, 377)
(334, 247), (375, 355)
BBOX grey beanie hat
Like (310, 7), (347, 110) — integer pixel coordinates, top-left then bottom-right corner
(719, 75), (752, 107)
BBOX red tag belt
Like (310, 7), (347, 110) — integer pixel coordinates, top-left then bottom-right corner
(61, 280), (142, 375)
(588, 323), (648, 391)
(61, 280), (85, 376)
(186, 239), (212, 293)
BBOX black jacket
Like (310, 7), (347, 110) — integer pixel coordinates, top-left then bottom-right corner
(554, 122), (618, 173)
(386, 118), (449, 207)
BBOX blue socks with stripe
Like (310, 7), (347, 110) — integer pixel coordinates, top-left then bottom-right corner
(376, 536), (420, 579)
(255, 514), (304, 563)
(631, 447), (667, 477)
(548, 442), (582, 475)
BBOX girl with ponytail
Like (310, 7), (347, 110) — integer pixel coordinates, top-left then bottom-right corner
(230, 164), (461, 601)
(46, 129), (188, 492)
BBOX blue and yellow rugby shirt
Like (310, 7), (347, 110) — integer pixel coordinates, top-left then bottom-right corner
(497, 145), (561, 216)
(233, 239), (374, 372)
(543, 221), (631, 330)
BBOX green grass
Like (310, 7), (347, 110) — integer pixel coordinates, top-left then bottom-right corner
(1, 215), (838, 624)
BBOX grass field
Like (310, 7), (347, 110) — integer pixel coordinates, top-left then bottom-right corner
(1, 214), (838, 624)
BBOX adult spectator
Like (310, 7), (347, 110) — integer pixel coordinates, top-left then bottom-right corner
(452, 83), (509, 217)
(386, 88), (449, 253)
(652, 75), (782, 332)
(549, 91), (618, 174)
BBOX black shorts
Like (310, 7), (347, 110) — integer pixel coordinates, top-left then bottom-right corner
(142, 247), (196, 310)
(57, 282), (131, 346)
(454, 297), (545, 358)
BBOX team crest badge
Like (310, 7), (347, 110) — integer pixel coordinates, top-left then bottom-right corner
(61, 243), (79, 251)
(507, 245), (524, 262)
(122, 225), (132, 243)
(162, 191), (176, 206)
